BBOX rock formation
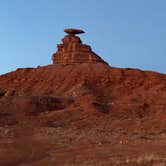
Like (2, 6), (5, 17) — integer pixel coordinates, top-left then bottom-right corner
(52, 28), (108, 64)
(0, 28), (165, 165)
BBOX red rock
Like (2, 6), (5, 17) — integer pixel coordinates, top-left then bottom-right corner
(52, 28), (108, 65)
(64, 28), (85, 35)
(0, 29), (165, 165)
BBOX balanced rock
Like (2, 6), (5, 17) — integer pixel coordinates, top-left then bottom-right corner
(64, 28), (85, 35)
(52, 28), (108, 65)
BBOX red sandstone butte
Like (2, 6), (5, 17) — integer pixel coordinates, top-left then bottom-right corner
(52, 28), (108, 64)
(0, 29), (165, 166)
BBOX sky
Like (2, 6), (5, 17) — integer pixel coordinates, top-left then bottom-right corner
(0, 0), (166, 74)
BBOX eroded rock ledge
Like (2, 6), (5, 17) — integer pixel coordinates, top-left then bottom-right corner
(52, 28), (108, 65)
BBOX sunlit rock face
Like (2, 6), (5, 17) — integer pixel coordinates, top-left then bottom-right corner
(52, 28), (108, 65)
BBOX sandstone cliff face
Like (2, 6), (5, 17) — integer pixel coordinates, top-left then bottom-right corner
(52, 28), (107, 64)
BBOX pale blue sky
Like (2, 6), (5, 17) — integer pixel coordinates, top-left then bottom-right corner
(0, 0), (166, 74)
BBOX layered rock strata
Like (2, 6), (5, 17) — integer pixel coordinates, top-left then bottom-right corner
(52, 28), (107, 64)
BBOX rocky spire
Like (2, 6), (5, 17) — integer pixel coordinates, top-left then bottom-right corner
(52, 28), (108, 65)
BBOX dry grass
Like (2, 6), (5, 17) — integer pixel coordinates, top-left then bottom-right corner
(64, 160), (104, 166)
(136, 154), (166, 166)
(124, 154), (166, 166)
